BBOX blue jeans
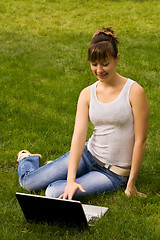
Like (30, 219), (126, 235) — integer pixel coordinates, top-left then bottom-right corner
(17, 144), (128, 199)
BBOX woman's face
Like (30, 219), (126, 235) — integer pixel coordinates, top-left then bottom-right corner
(90, 54), (120, 82)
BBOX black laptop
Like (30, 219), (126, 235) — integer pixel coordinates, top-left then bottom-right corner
(16, 192), (108, 227)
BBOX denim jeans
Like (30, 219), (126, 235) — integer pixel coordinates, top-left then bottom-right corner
(17, 144), (128, 199)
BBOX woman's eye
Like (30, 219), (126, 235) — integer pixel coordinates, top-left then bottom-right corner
(91, 62), (109, 67)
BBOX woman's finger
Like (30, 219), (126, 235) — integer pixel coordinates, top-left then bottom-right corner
(59, 193), (64, 199)
(137, 191), (147, 198)
(78, 184), (86, 193)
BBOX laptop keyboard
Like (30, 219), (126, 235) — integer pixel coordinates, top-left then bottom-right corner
(87, 215), (99, 224)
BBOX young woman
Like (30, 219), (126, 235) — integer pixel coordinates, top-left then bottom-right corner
(17, 27), (149, 200)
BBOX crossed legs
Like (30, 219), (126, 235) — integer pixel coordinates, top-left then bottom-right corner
(17, 146), (126, 199)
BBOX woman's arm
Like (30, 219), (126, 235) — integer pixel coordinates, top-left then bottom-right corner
(59, 86), (90, 200)
(125, 83), (149, 197)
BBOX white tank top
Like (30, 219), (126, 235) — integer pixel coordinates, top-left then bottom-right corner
(87, 78), (135, 167)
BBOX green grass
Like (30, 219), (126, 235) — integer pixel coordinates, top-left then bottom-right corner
(0, 0), (160, 239)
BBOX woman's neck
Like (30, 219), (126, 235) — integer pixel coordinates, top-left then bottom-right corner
(98, 73), (127, 88)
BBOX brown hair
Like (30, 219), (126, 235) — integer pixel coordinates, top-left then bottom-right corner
(87, 27), (119, 62)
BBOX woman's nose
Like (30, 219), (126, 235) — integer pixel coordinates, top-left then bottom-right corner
(97, 64), (103, 73)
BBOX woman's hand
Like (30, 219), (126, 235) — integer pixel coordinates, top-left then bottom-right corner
(125, 186), (147, 198)
(59, 181), (86, 200)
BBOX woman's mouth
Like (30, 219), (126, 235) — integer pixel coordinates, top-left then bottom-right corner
(97, 73), (108, 78)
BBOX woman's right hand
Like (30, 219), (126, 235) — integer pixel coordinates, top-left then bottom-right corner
(125, 185), (147, 198)
(59, 181), (86, 200)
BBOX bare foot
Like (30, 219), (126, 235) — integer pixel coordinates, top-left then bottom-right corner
(17, 150), (43, 162)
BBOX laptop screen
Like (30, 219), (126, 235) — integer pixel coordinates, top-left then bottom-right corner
(16, 192), (88, 227)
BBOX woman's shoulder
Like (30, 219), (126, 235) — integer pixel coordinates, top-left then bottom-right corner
(80, 85), (91, 95)
(130, 81), (146, 96)
(79, 85), (92, 105)
(80, 85), (92, 97)
(129, 81), (149, 107)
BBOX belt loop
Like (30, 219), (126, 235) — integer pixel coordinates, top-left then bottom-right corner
(108, 165), (111, 170)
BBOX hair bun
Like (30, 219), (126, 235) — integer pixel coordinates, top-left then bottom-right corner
(92, 27), (119, 44)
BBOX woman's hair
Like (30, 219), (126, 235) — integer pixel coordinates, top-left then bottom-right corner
(87, 27), (119, 62)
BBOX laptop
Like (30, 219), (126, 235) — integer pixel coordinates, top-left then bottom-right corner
(16, 192), (108, 227)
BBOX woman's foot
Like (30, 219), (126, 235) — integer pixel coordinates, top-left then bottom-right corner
(17, 150), (43, 162)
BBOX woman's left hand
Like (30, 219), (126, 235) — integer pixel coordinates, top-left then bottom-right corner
(125, 186), (147, 198)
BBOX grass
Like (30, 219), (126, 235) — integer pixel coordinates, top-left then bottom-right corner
(0, 0), (160, 239)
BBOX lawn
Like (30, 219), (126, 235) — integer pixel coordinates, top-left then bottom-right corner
(0, 0), (160, 239)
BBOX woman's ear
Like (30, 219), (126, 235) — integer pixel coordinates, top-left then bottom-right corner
(115, 53), (120, 65)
